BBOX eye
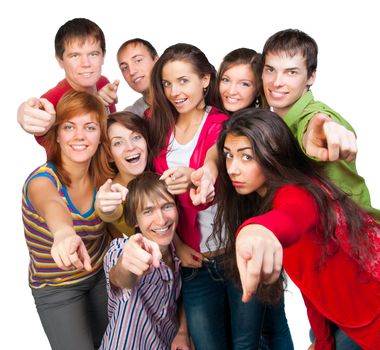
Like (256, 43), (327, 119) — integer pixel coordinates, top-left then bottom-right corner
(132, 134), (142, 142)
(86, 124), (98, 131)
(62, 124), (74, 130)
(135, 57), (143, 64)
(288, 70), (297, 76)
(90, 52), (100, 57)
(264, 67), (274, 73)
(120, 65), (129, 72)
(241, 82), (252, 88)
(142, 209), (152, 215)
(162, 80), (171, 88)
(223, 151), (233, 159)
(112, 140), (123, 147)
(163, 203), (175, 211)
(179, 78), (189, 85)
(221, 76), (230, 83)
(242, 153), (253, 161)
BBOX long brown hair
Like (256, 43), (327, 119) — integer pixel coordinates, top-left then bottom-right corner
(149, 43), (222, 156)
(213, 108), (372, 302)
(44, 91), (114, 188)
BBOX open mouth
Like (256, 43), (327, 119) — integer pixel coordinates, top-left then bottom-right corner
(125, 154), (141, 163)
(152, 224), (173, 235)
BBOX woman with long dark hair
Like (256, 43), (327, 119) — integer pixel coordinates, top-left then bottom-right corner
(213, 108), (380, 350)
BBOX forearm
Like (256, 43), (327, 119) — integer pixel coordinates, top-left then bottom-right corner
(96, 203), (124, 223)
(109, 260), (139, 290)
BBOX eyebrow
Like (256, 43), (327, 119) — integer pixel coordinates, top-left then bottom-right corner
(223, 146), (252, 152)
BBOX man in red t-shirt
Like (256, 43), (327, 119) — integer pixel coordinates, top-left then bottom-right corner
(17, 18), (117, 147)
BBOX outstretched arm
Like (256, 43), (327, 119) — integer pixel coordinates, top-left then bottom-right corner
(109, 234), (162, 290)
(302, 113), (357, 162)
(28, 176), (92, 271)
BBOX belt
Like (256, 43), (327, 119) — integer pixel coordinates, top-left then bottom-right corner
(202, 248), (226, 259)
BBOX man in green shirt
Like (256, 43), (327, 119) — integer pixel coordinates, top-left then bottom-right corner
(262, 28), (380, 222)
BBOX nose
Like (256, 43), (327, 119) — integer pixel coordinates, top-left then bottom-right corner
(74, 127), (85, 140)
(170, 83), (180, 96)
(123, 137), (135, 151)
(273, 72), (284, 87)
(227, 158), (240, 176)
(129, 63), (137, 76)
(227, 82), (238, 95)
(80, 55), (91, 67)
(154, 209), (167, 226)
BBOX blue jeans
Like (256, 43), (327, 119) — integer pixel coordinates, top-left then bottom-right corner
(181, 255), (265, 350)
(309, 325), (361, 350)
(260, 295), (294, 349)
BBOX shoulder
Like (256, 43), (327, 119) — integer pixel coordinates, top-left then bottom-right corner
(273, 185), (316, 210)
(41, 79), (72, 108)
(207, 106), (229, 123)
(24, 163), (60, 189)
(96, 75), (111, 89)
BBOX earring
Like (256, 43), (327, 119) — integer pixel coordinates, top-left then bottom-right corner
(254, 96), (260, 107)
(203, 87), (207, 93)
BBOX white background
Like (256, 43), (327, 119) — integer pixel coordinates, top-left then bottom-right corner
(1, 1), (379, 348)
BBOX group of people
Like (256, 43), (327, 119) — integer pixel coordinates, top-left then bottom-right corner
(19, 17), (380, 350)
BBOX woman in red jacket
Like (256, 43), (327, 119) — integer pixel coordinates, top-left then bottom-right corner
(212, 108), (380, 350)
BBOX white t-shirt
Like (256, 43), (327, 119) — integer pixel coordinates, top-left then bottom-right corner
(166, 107), (225, 253)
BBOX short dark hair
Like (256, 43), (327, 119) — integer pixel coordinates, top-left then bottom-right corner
(55, 18), (106, 59)
(117, 38), (158, 60)
(263, 29), (318, 78)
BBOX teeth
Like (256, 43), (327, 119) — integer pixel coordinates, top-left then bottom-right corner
(153, 226), (169, 233)
(175, 98), (186, 104)
(71, 145), (87, 151)
(226, 96), (239, 103)
(125, 154), (140, 162)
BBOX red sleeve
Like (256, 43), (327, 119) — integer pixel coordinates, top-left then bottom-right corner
(236, 185), (319, 247)
(302, 293), (335, 350)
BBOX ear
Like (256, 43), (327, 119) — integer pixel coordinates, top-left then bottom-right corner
(202, 74), (211, 89)
(56, 55), (64, 69)
(307, 70), (316, 87)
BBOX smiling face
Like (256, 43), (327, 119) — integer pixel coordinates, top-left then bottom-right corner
(118, 43), (158, 94)
(219, 64), (258, 112)
(57, 37), (104, 93)
(223, 133), (267, 196)
(57, 113), (101, 165)
(108, 122), (148, 182)
(161, 60), (210, 115)
(136, 193), (178, 250)
(262, 52), (315, 117)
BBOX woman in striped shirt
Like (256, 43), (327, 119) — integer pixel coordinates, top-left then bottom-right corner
(22, 91), (114, 350)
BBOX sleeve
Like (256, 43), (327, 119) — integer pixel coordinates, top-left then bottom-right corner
(236, 186), (319, 247)
(104, 238), (131, 302)
(24, 166), (59, 207)
(302, 293), (335, 350)
(96, 203), (124, 223)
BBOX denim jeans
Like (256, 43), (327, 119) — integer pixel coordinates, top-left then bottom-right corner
(309, 325), (362, 350)
(181, 254), (265, 350)
(259, 295), (294, 350)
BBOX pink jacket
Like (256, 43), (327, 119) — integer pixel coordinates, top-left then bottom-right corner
(153, 106), (228, 252)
